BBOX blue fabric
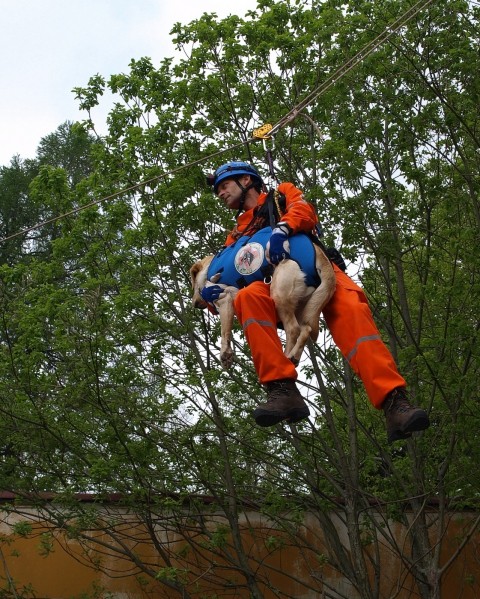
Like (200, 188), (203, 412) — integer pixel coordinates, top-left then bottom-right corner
(207, 227), (319, 289)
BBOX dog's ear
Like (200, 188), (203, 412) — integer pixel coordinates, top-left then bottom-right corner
(189, 261), (202, 287)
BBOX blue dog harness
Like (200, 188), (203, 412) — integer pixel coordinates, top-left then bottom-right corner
(207, 227), (320, 289)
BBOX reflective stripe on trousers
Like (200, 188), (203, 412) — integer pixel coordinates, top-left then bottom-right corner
(322, 265), (406, 408)
(234, 281), (297, 384)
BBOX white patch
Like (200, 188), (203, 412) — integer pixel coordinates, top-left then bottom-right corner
(234, 242), (264, 276)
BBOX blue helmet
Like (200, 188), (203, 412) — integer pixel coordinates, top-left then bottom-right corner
(207, 161), (263, 193)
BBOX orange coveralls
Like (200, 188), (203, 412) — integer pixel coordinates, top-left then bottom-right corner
(227, 182), (406, 409)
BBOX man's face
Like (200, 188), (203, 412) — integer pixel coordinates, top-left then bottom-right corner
(216, 175), (250, 210)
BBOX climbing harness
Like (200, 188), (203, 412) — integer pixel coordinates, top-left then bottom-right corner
(207, 226), (320, 290)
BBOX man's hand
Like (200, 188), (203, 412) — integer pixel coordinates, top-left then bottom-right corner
(267, 223), (291, 265)
(201, 284), (224, 304)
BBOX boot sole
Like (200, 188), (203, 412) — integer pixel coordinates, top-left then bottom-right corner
(253, 405), (310, 427)
(388, 411), (430, 443)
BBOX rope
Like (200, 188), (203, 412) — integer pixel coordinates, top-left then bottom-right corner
(0, 141), (249, 245)
(0, 0), (435, 246)
(269, 0), (435, 136)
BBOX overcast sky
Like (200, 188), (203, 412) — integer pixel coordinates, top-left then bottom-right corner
(0, 0), (257, 166)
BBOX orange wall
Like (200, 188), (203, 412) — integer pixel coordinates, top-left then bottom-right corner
(0, 506), (479, 598)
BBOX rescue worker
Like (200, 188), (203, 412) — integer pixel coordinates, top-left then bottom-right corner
(201, 161), (430, 443)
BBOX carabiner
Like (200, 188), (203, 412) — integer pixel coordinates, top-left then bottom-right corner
(252, 123), (278, 185)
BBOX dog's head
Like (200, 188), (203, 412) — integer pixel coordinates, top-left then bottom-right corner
(189, 255), (213, 309)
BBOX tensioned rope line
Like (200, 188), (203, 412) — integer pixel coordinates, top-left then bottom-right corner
(269, 0), (435, 135)
(0, 0), (434, 246)
(0, 140), (249, 245)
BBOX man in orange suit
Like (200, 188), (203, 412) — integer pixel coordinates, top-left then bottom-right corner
(201, 161), (430, 443)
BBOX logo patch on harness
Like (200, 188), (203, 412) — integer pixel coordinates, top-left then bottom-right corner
(234, 242), (264, 276)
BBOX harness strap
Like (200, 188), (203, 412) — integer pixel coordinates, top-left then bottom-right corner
(236, 263), (274, 289)
(234, 179), (257, 218)
(266, 189), (277, 229)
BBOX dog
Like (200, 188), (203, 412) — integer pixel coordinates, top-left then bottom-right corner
(190, 243), (336, 369)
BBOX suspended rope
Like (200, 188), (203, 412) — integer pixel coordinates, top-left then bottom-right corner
(269, 0), (435, 136)
(0, 0), (435, 246)
(0, 140), (249, 245)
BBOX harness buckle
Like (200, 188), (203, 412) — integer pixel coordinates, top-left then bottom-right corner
(262, 262), (275, 285)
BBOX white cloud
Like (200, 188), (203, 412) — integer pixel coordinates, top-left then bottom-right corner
(0, 0), (257, 165)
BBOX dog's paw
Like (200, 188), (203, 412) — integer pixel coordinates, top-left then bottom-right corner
(286, 347), (302, 366)
(221, 348), (234, 369)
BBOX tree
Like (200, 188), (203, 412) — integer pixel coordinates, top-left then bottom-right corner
(0, 1), (479, 597)
(0, 121), (97, 265)
(0, 156), (39, 265)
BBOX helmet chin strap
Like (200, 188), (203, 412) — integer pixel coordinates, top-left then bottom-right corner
(234, 179), (255, 217)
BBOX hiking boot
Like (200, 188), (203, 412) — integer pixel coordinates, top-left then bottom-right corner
(383, 387), (430, 443)
(253, 379), (310, 427)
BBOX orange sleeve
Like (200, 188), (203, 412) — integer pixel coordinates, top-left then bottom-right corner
(277, 182), (318, 234)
